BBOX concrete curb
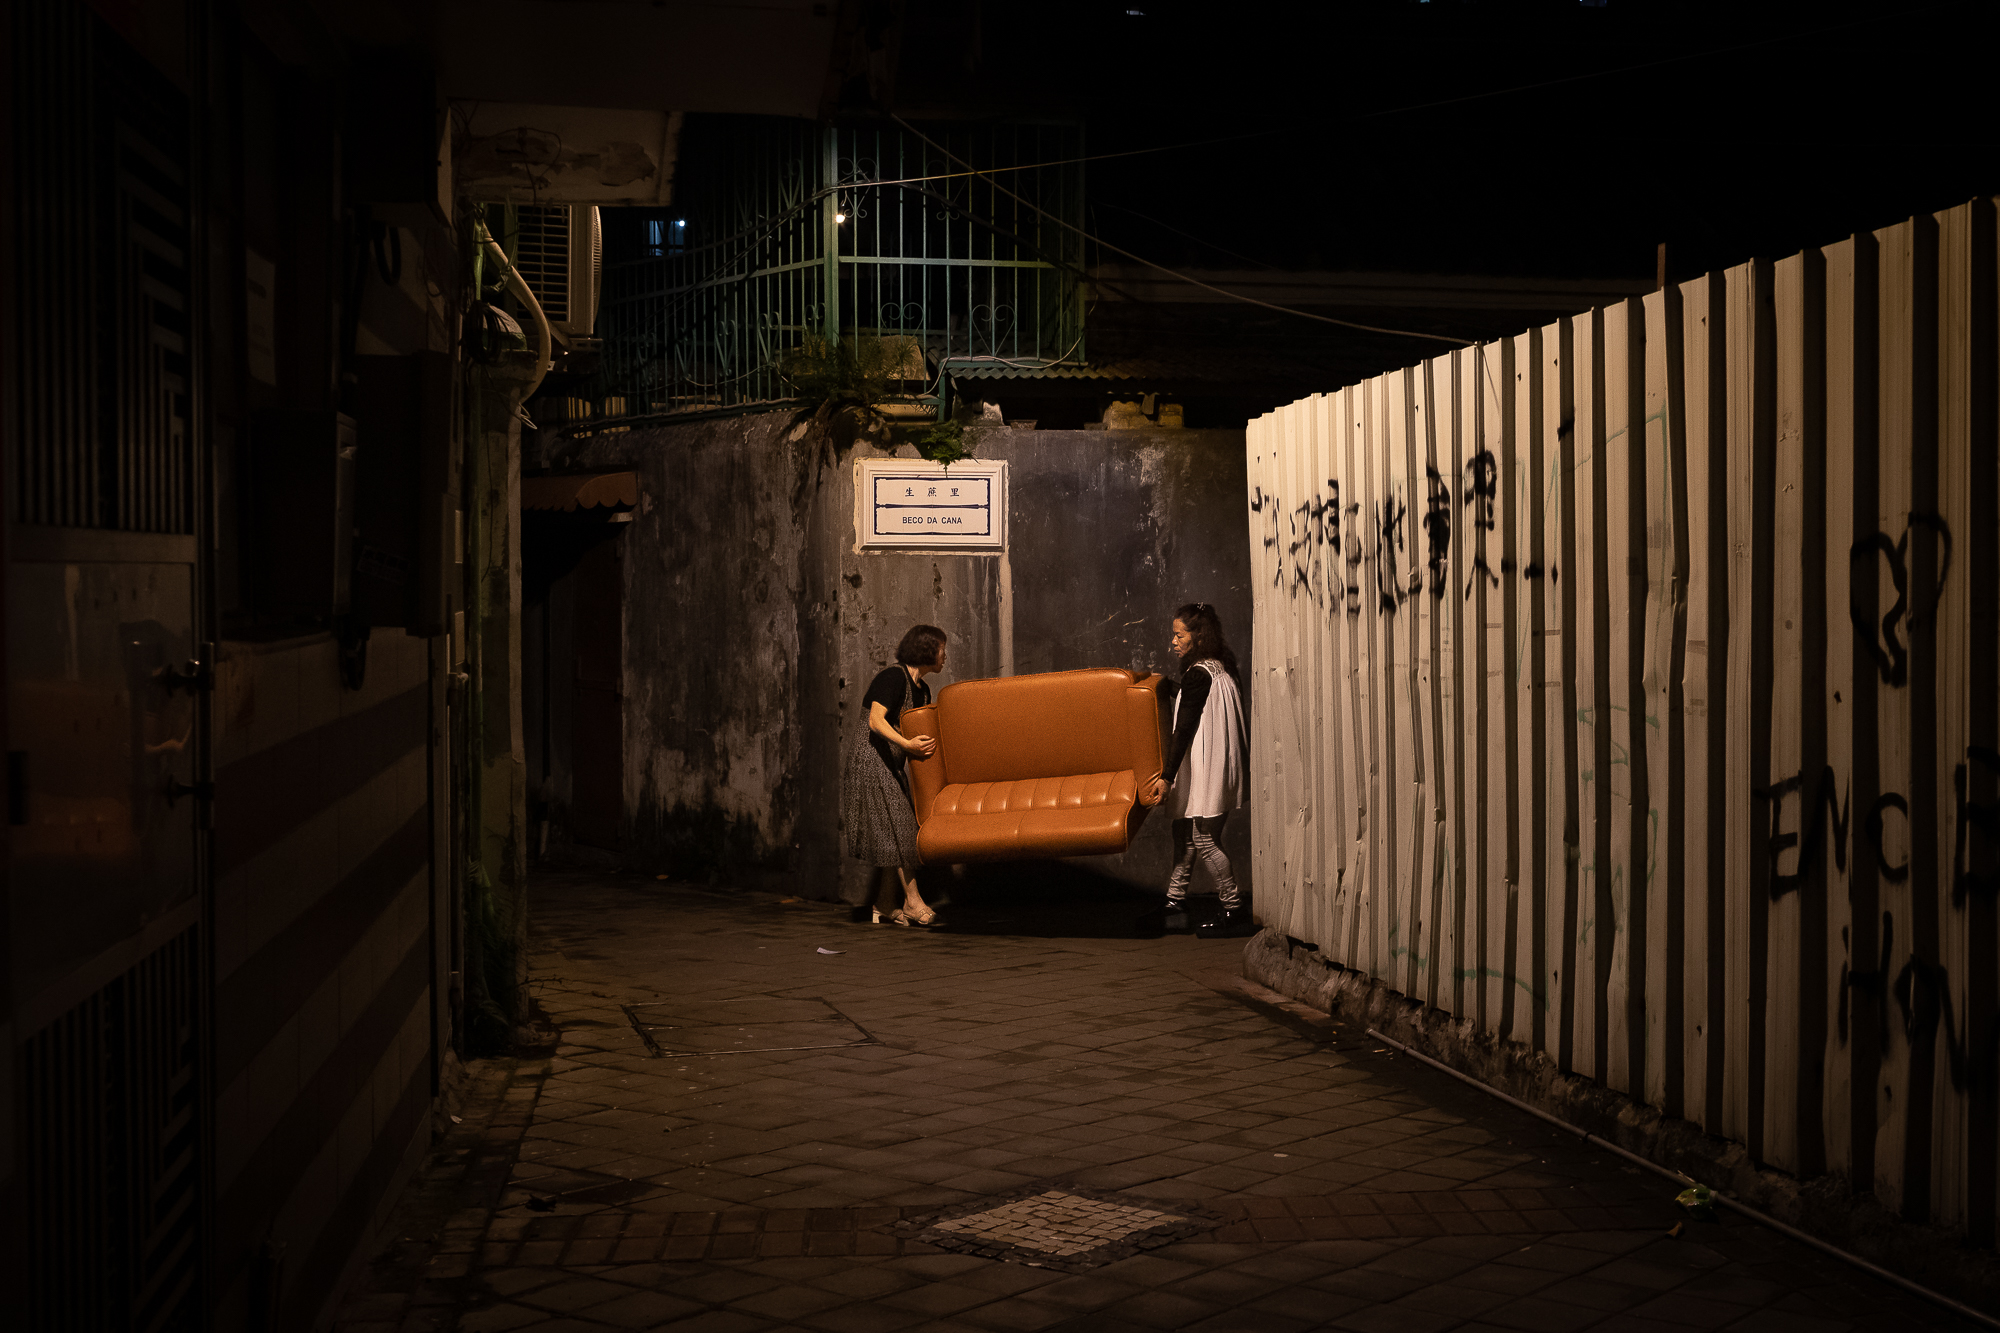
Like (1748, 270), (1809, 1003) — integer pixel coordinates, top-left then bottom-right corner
(1240, 928), (2000, 1318)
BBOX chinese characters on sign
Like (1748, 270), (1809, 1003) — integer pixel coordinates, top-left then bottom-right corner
(855, 460), (1007, 549)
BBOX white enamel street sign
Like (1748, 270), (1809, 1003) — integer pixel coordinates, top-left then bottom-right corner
(854, 459), (1007, 549)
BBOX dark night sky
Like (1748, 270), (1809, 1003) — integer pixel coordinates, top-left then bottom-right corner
(895, 0), (1994, 284)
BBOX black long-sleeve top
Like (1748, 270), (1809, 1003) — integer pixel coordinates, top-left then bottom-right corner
(863, 665), (930, 773)
(1161, 665), (1212, 785)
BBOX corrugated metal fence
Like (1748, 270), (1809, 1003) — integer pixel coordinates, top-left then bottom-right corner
(1244, 199), (1998, 1241)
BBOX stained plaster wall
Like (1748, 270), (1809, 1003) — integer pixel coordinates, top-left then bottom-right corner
(558, 414), (1256, 902)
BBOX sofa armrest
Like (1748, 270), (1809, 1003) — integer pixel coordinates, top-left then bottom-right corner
(901, 703), (943, 821)
(1125, 674), (1165, 805)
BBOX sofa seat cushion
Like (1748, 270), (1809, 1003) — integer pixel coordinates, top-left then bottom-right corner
(917, 771), (1138, 863)
(930, 771), (1136, 817)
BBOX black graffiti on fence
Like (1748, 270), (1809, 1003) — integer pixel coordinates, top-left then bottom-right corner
(1761, 749), (1990, 904)
(1251, 486), (1287, 591)
(1757, 765), (1852, 900)
(1894, 955), (1994, 1093)
(1461, 450), (1500, 601)
(1839, 911), (1894, 1048)
(1288, 497), (1315, 600)
(1324, 481), (1342, 549)
(1255, 458), (1561, 616)
(1263, 478), (1379, 605)
(1342, 506), (1364, 617)
(1955, 745), (2000, 906)
(1849, 511), (1955, 688)
(1464, 556), (1503, 600)
(1865, 792), (1912, 885)
(1422, 466), (1452, 598)
(1375, 492), (1423, 614)
(1464, 450), (1498, 531)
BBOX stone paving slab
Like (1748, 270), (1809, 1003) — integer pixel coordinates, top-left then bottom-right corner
(331, 871), (1990, 1332)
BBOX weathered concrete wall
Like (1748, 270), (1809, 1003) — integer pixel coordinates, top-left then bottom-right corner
(965, 429), (1256, 899)
(558, 415), (1256, 901)
(563, 413), (813, 879)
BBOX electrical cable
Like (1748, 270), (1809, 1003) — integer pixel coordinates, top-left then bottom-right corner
(862, 9), (1924, 340)
(942, 327), (1090, 376)
(1094, 202), (1280, 272)
(1330, 8), (1911, 129)
(854, 5), (1913, 194)
(476, 222), (554, 400)
(891, 115), (1472, 346)
(1362, 1027), (2000, 1332)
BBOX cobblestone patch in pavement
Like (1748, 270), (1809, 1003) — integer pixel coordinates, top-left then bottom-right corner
(903, 1184), (1223, 1269)
(330, 871), (1993, 1333)
(931, 1189), (1189, 1256)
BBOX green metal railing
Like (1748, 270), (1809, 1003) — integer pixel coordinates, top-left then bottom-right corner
(598, 119), (1086, 417)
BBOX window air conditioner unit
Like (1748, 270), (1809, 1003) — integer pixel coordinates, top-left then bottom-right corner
(512, 204), (601, 342)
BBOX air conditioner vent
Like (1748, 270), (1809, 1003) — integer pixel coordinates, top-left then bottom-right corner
(513, 204), (599, 338)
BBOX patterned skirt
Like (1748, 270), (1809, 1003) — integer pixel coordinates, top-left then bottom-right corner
(841, 738), (921, 869)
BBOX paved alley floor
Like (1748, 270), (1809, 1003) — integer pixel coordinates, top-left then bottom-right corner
(335, 871), (1987, 1333)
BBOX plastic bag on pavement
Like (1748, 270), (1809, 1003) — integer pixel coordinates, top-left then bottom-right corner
(1674, 1183), (1717, 1221)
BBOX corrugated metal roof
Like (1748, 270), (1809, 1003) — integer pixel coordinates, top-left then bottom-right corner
(947, 362), (1122, 380)
(944, 354), (1338, 383)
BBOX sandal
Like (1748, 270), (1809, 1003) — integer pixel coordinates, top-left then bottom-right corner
(900, 905), (938, 927)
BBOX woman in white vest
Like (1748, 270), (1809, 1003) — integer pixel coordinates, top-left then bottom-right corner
(1145, 603), (1250, 936)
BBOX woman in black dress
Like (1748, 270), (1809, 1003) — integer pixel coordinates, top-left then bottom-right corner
(842, 624), (949, 926)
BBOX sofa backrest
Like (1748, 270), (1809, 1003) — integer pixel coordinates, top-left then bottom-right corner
(928, 667), (1162, 787)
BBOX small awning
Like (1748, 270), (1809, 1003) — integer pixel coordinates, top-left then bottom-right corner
(521, 471), (639, 512)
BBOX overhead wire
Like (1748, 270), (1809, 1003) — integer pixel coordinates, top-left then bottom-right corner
(613, 12), (1906, 396)
(607, 9), (1862, 285)
(850, 4), (1905, 190)
(1093, 202), (1280, 272)
(890, 114), (1474, 346)
(872, 8), (1911, 345)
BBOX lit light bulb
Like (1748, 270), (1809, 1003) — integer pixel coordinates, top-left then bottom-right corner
(835, 210), (848, 224)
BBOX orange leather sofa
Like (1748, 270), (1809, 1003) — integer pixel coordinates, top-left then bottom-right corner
(902, 668), (1165, 864)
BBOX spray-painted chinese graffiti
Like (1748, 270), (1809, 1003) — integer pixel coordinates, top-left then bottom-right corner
(1246, 201), (2000, 1246)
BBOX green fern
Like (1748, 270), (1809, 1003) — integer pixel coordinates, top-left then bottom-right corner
(913, 419), (975, 467)
(779, 334), (919, 413)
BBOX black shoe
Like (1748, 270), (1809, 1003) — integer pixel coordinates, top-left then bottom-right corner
(1134, 899), (1192, 935)
(1195, 906), (1257, 939)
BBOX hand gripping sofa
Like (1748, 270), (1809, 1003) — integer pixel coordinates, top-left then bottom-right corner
(900, 667), (1165, 864)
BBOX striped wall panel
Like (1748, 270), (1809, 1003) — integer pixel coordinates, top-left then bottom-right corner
(1246, 198), (2000, 1244)
(208, 633), (438, 1324)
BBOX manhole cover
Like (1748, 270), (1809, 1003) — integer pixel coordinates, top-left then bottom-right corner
(900, 1186), (1222, 1269)
(937, 1191), (1185, 1256)
(624, 996), (873, 1057)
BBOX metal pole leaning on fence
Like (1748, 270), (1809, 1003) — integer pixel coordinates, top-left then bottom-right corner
(1362, 1027), (2000, 1332)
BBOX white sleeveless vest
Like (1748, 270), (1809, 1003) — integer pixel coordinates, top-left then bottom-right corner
(1168, 659), (1247, 820)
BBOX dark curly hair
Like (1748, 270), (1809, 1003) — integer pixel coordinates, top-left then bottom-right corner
(895, 624), (948, 667)
(1174, 603), (1239, 679)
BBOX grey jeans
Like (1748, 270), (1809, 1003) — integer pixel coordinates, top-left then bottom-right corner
(1166, 814), (1240, 907)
